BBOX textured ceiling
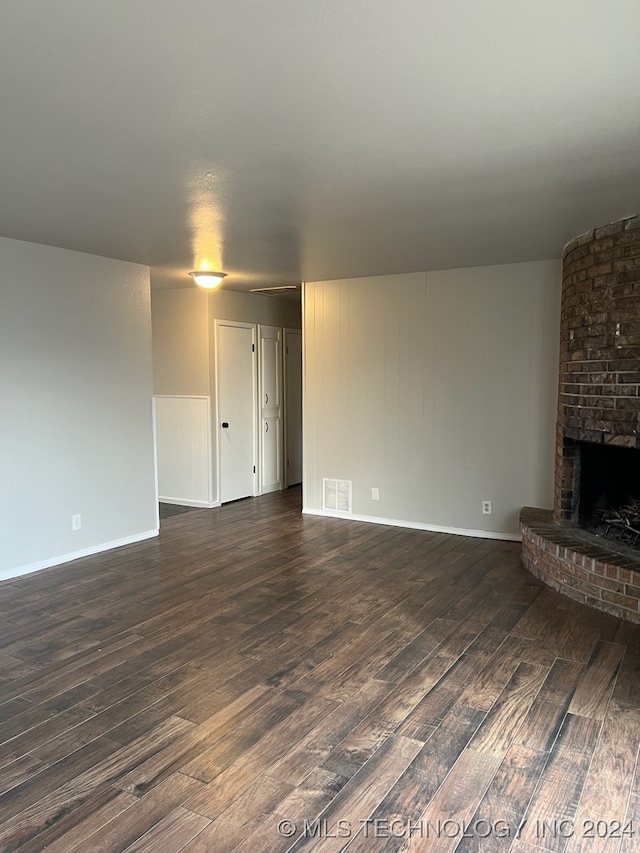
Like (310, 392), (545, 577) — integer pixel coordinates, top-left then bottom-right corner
(0, 1), (638, 292)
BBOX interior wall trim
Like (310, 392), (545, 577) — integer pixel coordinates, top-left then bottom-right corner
(158, 498), (220, 508)
(0, 528), (159, 582)
(302, 508), (522, 542)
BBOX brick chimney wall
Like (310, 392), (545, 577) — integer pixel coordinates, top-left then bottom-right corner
(554, 216), (640, 522)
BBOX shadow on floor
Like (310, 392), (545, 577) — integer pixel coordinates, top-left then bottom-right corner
(158, 503), (201, 520)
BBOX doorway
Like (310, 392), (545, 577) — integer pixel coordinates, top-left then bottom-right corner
(214, 317), (302, 505)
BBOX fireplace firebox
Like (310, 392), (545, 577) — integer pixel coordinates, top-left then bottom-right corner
(576, 442), (640, 548)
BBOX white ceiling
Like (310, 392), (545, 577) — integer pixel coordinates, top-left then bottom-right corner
(1, 1), (638, 292)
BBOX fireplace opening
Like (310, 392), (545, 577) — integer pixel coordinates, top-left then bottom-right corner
(577, 441), (640, 549)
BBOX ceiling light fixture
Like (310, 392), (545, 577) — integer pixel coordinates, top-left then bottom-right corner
(189, 271), (227, 289)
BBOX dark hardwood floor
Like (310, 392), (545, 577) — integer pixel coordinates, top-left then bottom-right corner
(1, 486), (639, 852)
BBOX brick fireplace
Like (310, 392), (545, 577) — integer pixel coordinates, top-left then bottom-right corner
(521, 215), (640, 622)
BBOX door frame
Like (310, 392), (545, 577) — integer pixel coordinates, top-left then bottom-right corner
(214, 319), (259, 503)
(283, 327), (303, 488)
(258, 324), (284, 494)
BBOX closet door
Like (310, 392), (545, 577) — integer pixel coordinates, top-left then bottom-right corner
(216, 321), (257, 503)
(284, 329), (302, 486)
(258, 325), (283, 493)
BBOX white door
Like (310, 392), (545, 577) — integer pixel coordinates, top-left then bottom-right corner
(284, 329), (303, 486)
(258, 325), (283, 493)
(216, 321), (257, 503)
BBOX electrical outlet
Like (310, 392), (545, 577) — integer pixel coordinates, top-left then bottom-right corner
(72, 514), (82, 531)
(481, 500), (492, 515)
(371, 487), (380, 501)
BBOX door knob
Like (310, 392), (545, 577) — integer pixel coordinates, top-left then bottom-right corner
(221, 422), (229, 428)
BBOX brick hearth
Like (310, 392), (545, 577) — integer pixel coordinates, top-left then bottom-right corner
(521, 507), (640, 623)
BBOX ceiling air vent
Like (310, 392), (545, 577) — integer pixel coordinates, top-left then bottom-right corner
(249, 285), (301, 296)
(323, 478), (352, 514)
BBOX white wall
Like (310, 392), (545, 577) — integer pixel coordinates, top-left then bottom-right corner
(150, 288), (302, 398)
(154, 396), (212, 506)
(151, 289), (210, 396)
(303, 261), (561, 538)
(0, 237), (158, 579)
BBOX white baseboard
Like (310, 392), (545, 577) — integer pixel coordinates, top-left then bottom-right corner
(159, 497), (220, 508)
(0, 528), (159, 582)
(302, 508), (522, 542)
(260, 484), (282, 495)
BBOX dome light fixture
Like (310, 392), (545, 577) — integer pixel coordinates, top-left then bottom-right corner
(189, 270), (227, 289)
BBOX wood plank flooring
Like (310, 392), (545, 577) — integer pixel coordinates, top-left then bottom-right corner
(1, 486), (639, 852)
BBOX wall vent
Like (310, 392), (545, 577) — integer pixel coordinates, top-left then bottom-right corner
(323, 478), (352, 513)
(249, 285), (301, 296)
